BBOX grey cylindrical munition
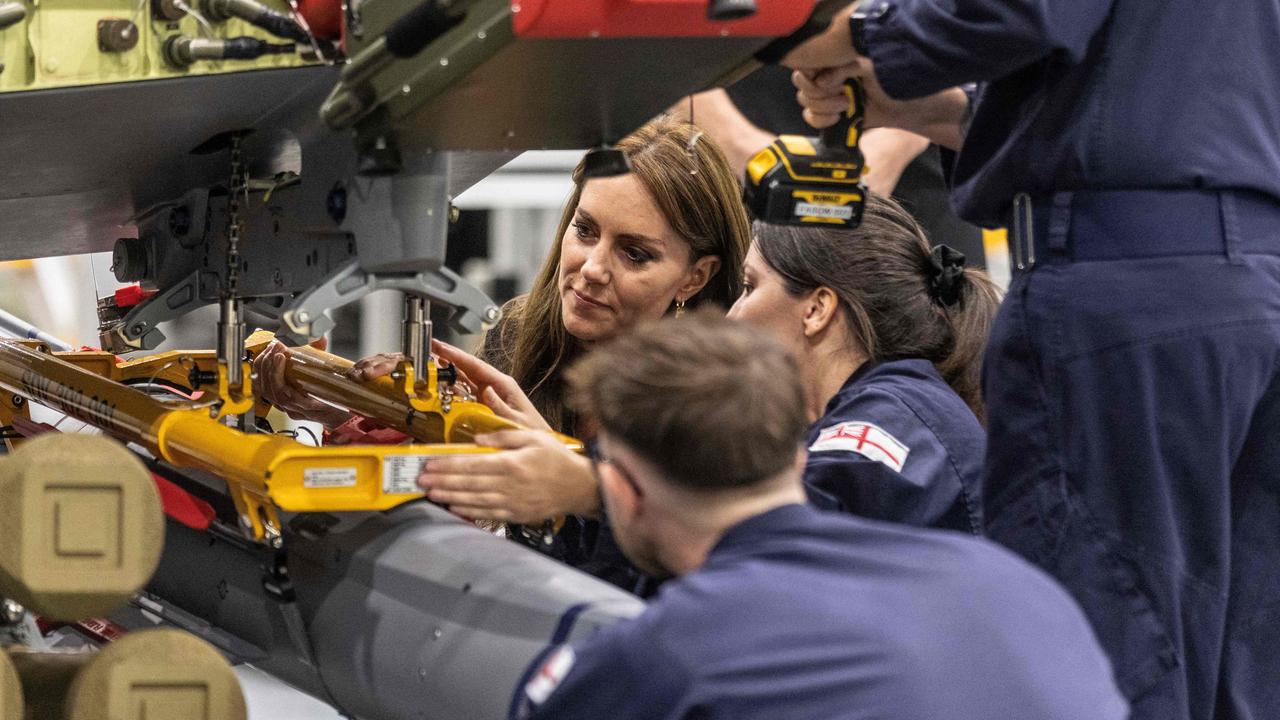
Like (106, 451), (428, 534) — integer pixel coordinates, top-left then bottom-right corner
(0, 434), (164, 621)
(0, 3), (26, 31)
(0, 650), (20, 720)
(64, 628), (247, 720)
(144, 501), (645, 719)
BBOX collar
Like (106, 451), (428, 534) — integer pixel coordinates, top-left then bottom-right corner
(821, 361), (876, 418)
(707, 503), (815, 559)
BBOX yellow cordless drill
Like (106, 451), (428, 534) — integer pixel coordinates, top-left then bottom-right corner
(743, 79), (867, 227)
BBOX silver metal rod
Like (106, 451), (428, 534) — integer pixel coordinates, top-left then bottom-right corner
(218, 297), (246, 391)
(0, 308), (74, 352)
(401, 295), (426, 386)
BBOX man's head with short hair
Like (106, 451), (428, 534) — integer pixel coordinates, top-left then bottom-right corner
(569, 311), (808, 490)
(567, 312), (810, 576)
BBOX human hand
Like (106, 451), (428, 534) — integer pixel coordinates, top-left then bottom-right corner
(792, 64), (969, 150)
(430, 339), (552, 432)
(417, 430), (601, 522)
(346, 351), (405, 382)
(253, 340), (351, 427)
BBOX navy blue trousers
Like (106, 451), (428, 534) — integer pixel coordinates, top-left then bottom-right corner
(983, 190), (1280, 720)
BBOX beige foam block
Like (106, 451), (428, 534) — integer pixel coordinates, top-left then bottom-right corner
(0, 650), (21, 720)
(0, 434), (164, 620)
(65, 629), (247, 720)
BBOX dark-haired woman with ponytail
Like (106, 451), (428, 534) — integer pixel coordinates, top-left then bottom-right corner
(728, 194), (1001, 533)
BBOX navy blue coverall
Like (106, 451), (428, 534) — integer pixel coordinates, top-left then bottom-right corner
(862, 2), (1280, 718)
(804, 359), (984, 534)
(510, 504), (1127, 720)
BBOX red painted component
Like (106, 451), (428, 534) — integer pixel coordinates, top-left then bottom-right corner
(512, 0), (815, 38)
(8, 417), (214, 530)
(10, 416), (58, 437)
(114, 284), (157, 309)
(152, 472), (216, 531)
(299, 0), (342, 40)
(73, 617), (129, 644)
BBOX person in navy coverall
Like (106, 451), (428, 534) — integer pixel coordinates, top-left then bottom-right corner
(729, 195), (1000, 533)
(785, 3), (1280, 718)
(510, 313), (1127, 720)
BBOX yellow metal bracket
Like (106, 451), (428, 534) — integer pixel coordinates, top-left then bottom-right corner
(211, 360), (255, 419)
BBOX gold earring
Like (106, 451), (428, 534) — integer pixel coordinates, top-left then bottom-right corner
(674, 298), (686, 318)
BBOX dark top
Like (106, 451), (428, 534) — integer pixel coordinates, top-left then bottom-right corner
(511, 504), (1129, 720)
(727, 64), (985, 267)
(479, 299), (648, 592)
(804, 359), (984, 533)
(864, 0), (1280, 225)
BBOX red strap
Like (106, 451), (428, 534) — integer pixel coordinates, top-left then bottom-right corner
(152, 472), (216, 530)
(322, 414), (410, 445)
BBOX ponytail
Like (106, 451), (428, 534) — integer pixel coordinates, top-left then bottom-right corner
(932, 266), (1002, 422)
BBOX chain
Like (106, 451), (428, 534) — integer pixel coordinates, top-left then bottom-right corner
(225, 133), (248, 298)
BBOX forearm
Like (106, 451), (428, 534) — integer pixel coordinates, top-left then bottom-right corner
(673, 89), (776, 178)
(903, 87), (968, 151)
(860, 127), (929, 195)
(868, 0), (1117, 99)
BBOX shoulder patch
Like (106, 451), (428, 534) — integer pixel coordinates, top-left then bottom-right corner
(809, 421), (909, 472)
(524, 645), (576, 706)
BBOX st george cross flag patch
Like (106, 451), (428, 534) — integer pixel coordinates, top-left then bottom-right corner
(524, 645), (576, 706)
(809, 421), (910, 472)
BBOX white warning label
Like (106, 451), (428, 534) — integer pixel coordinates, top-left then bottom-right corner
(304, 467), (358, 489)
(383, 454), (432, 494)
(795, 202), (854, 220)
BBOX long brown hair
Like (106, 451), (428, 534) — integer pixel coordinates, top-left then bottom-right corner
(486, 116), (752, 434)
(753, 195), (1001, 421)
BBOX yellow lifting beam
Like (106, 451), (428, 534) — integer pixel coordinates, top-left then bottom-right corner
(0, 339), (580, 543)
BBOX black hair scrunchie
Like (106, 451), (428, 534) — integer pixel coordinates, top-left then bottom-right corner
(927, 244), (967, 307)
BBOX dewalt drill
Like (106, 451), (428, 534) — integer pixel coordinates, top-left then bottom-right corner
(743, 79), (867, 227)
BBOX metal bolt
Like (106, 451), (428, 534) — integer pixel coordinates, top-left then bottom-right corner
(0, 599), (24, 625)
(720, 28), (730, 37)
(296, 310), (311, 323)
(589, 29), (600, 38)
(484, 306), (501, 323)
(401, 84), (411, 95)
(448, 205), (460, 223)
(505, 129), (516, 139)
(11, 394), (24, 408)
(131, 323), (146, 335)
(439, 57), (449, 67)
(432, 628), (443, 640)
(511, 3), (521, 12)
(418, 667), (427, 681)
(476, 30), (486, 40)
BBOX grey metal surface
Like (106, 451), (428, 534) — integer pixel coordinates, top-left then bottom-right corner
(141, 502), (645, 720)
(0, 66), (337, 261)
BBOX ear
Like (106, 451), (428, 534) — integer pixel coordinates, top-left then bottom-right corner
(801, 286), (840, 338)
(599, 463), (642, 522)
(675, 255), (722, 302)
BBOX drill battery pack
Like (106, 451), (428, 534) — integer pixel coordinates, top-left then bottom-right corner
(743, 80), (867, 228)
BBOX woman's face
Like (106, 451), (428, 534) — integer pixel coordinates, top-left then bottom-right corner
(727, 243), (811, 359)
(558, 174), (717, 343)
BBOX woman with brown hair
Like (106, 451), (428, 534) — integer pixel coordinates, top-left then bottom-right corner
(256, 116), (751, 565)
(727, 194), (1001, 533)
